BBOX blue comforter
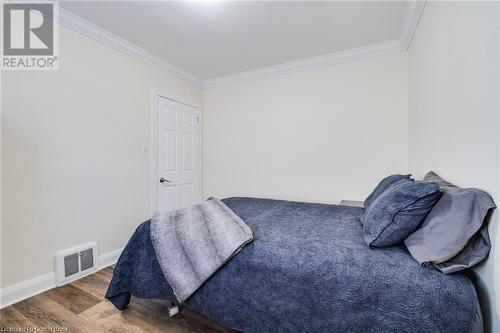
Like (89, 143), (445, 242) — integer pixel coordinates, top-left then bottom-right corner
(106, 197), (479, 333)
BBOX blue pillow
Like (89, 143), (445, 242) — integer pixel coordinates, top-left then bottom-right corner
(364, 174), (412, 211)
(363, 179), (441, 247)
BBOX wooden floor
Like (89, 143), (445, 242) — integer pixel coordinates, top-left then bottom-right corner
(0, 266), (236, 333)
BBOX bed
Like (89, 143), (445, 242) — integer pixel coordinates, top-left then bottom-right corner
(106, 197), (482, 333)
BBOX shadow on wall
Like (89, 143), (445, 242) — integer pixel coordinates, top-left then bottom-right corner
(469, 211), (499, 333)
(469, 271), (493, 333)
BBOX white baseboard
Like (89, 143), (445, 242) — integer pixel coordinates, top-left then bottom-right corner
(99, 247), (124, 269)
(0, 273), (56, 309)
(0, 247), (124, 309)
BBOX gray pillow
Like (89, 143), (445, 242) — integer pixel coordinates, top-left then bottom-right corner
(421, 170), (456, 188)
(404, 171), (496, 273)
(363, 174), (413, 211)
(363, 179), (441, 247)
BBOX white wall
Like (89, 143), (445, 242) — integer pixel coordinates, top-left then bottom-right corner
(408, 2), (499, 332)
(203, 52), (408, 204)
(1, 26), (202, 289)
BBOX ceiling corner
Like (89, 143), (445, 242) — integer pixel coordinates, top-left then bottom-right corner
(398, 0), (427, 49)
(57, 7), (204, 88)
(55, 2), (421, 90)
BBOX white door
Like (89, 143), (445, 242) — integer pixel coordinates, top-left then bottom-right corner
(156, 96), (201, 212)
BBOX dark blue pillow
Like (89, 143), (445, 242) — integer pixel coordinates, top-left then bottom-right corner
(363, 179), (441, 247)
(364, 174), (412, 211)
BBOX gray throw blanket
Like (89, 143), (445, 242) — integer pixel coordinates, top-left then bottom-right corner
(150, 197), (253, 302)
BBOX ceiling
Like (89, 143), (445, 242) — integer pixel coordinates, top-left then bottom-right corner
(60, 1), (414, 84)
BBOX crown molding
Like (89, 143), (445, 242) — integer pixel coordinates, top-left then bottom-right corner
(55, 1), (425, 89)
(203, 1), (426, 89)
(398, 0), (426, 49)
(203, 39), (405, 89)
(57, 8), (204, 88)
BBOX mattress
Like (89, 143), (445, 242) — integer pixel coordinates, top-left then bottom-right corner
(106, 197), (480, 333)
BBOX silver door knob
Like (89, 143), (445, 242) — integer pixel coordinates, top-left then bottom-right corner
(160, 178), (171, 183)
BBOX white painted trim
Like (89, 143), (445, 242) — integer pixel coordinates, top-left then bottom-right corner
(0, 247), (123, 309)
(57, 8), (203, 88)
(56, 2), (424, 89)
(0, 273), (56, 309)
(197, 105), (203, 201)
(98, 247), (124, 269)
(203, 39), (405, 88)
(150, 89), (160, 216)
(203, 1), (426, 88)
(398, 0), (426, 49)
(155, 88), (202, 110)
(150, 89), (203, 215)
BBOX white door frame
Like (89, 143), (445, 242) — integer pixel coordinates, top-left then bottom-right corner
(150, 88), (202, 215)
